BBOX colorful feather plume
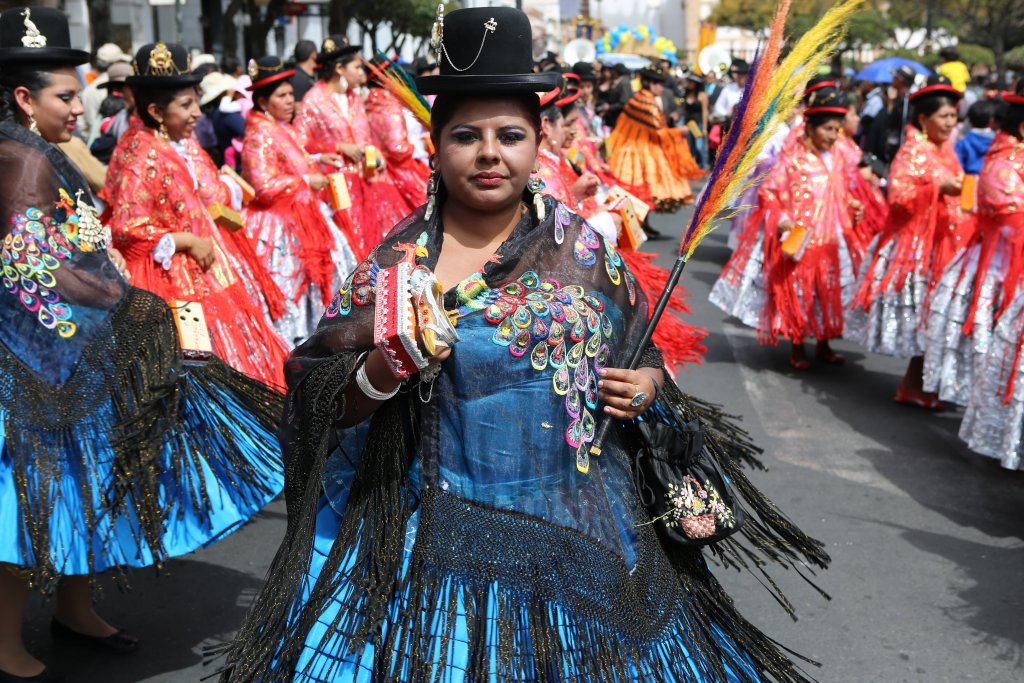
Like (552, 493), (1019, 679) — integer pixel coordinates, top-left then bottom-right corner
(679, 0), (863, 261)
(363, 53), (432, 127)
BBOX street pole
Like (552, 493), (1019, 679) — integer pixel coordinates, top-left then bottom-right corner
(174, 0), (184, 42)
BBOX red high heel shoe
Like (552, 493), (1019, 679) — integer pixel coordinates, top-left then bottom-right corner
(893, 385), (944, 411)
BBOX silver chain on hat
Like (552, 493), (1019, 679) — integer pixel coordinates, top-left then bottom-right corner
(439, 17), (498, 74)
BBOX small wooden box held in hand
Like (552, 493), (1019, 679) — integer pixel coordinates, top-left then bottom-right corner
(328, 173), (352, 210)
(220, 165), (255, 203)
(207, 202), (244, 232)
(172, 300), (214, 361)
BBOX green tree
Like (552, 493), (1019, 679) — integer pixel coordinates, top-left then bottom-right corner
(945, 0), (1024, 84)
(350, 0), (448, 55)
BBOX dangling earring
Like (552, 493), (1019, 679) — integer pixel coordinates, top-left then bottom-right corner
(527, 176), (546, 221)
(28, 114), (40, 136)
(156, 120), (169, 140)
(424, 169), (439, 221)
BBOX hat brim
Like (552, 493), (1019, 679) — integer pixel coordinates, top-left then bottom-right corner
(909, 83), (962, 103)
(417, 72), (561, 96)
(638, 69), (667, 82)
(0, 47), (90, 66)
(126, 74), (204, 88)
(316, 45), (362, 64)
(247, 69), (295, 92)
(98, 79), (127, 90)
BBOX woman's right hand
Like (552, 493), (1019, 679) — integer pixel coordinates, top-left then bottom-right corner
(308, 173), (329, 191)
(940, 177), (963, 196)
(777, 218), (794, 239)
(188, 236), (216, 271)
(572, 173), (600, 202)
(338, 143), (363, 162)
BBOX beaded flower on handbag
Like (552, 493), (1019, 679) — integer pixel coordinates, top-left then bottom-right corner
(634, 412), (745, 547)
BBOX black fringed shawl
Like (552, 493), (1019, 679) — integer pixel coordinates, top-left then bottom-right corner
(219, 197), (829, 682)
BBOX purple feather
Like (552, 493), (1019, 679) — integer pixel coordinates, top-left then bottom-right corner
(678, 46), (765, 258)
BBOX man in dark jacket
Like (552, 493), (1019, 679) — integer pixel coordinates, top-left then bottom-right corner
(290, 40), (318, 102)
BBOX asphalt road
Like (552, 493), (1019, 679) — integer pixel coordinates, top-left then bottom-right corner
(25, 204), (1024, 682)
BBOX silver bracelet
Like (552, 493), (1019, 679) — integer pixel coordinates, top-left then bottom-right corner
(355, 361), (400, 401)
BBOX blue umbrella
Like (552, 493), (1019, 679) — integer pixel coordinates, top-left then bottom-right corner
(855, 56), (931, 84)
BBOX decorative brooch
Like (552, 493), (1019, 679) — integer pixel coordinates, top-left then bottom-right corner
(430, 4), (445, 63)
(248, 58), (259, 80)
(147, 43), (176, 76)
(20, 8), (46, 48)
(322, 37), (337, 54)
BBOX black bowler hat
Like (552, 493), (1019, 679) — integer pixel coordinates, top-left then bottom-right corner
(127, 42), (202, 88)
(909, 74), (962, 104)
(0, 7), (88, 66)
(639, 66), (669, 83)
(729, 59), (750, 75)
(571, 61), (597, 82)
(317, 34), (361, 65)
(247, 56), (295, 91)
(804, 88), (848, 117)
(412, 55), (437, 75)
(417, 7), (559, 96)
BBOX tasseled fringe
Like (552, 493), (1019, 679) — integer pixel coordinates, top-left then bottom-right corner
(224, 227), (288, 321)
(761, 243), (846, 346)
(2, 290), (179, 593)
(1, 289), (284, 594)
(656, 381), (832, 618)
(213, 352), (368, 681)
(213, 354), (829, 682)
(620, 249), (708, 374)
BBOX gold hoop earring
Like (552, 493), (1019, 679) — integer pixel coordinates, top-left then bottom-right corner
(156, 121), (169, 140)
(28, 115), (40, 136)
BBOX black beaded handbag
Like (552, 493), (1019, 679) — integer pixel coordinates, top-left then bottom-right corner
(634, 412), (746, 547)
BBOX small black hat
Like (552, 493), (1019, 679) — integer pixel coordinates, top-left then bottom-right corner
(127, 42), (202, 88)
(639, 66), (668, 83)
(892, 65), (917, 86)
(413, 55), (438, 75)
(571, 61), (597, 82)
(803, 87), (848, 117)
(909, 74), (962, 104)
(317, 34), (361, 65)
(730, 59), (750, 75)
(0, 7), (89, 66)
(417, 7), (559, 96)
(247, 55), (295, 91)
(613, 62), (630, 76)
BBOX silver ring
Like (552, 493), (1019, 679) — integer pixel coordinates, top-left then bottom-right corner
(630, 390), (648, 408)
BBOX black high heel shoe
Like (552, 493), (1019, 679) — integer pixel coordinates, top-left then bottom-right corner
(0, 667), (64, 683)
(50, 618), (138, 654)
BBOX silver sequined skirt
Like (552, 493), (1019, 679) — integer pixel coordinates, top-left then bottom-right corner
(922, 240), (1006, 404)
(960, 290), (1024, 470)
(710, 232), (767, 330)
(845, 235), (928, 358)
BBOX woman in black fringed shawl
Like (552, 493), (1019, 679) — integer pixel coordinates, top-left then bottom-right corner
(220, 8), (829, 683)
(0, 8), (283, 681)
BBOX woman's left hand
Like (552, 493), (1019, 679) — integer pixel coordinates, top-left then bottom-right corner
(107, 246), (130, 280)
(598, 367), (660, 420)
